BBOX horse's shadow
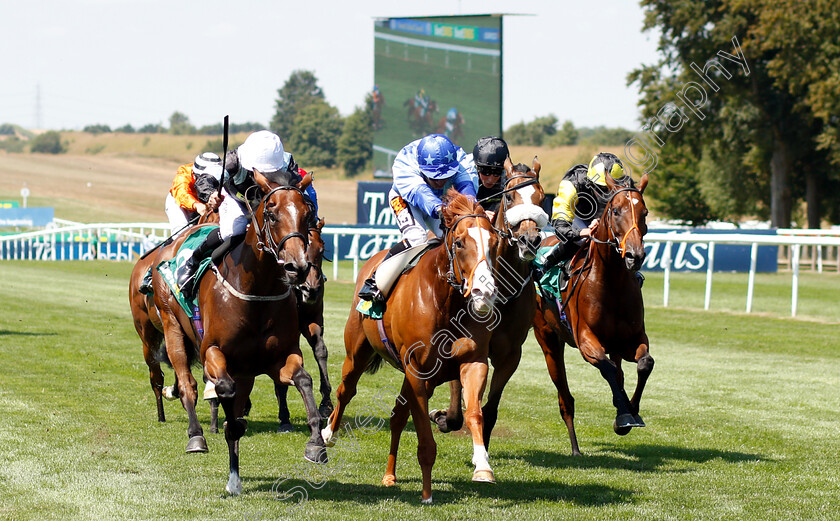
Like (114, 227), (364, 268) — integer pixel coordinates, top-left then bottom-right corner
(494, 443), (766, 473)
(246, 475), (633, 507)
(0, 330), (57, 337)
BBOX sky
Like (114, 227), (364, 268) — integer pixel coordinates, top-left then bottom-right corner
(1, 0), (661, 132)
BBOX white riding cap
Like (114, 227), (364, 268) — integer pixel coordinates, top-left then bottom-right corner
(238, 130), (288, 173)
(193, 152), (221, 175)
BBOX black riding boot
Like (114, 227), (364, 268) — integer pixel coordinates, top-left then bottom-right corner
(176, 229), (224, 299)
(358, 239), (411, 302)
(541, 240), (578, 291)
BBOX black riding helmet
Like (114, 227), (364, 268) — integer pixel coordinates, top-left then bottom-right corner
(473, 136), (510, 169)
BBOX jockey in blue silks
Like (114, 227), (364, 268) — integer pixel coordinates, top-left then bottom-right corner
(357, 133), (477, 302)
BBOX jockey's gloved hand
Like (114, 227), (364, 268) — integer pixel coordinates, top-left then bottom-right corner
(434, 205), (444, 220)
(224, 149), (239, 175)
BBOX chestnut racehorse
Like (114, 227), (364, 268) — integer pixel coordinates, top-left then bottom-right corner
(430, 158), (548, 451)
(533, 173), (653, 455)
(322, 191), (499, 503)
(152, 170), (326, 495)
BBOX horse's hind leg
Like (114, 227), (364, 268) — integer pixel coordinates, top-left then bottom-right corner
(142, 341), (166, 422)
(383, 378), (414, 486)
(274, 382), (294, 433)
(220, 376), (253, 496)
(278, 353), (327, 464)
(534, 312), (580, 455)
(162, 324), (206, 453)
(321, 315), (374, 446)
(430, 380), (463, 433)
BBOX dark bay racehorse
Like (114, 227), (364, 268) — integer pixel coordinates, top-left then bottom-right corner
(430, 158), (548, 452)
(152, 171), (326, 495)
(275, 218), (333, 431)
(404, 98), (438, 134)
(533, 173), (653, 455)
(322, 191), (500, 503)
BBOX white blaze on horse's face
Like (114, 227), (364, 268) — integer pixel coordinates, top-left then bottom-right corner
(505, 183), (549, 229)
(466, 226), (496, 315)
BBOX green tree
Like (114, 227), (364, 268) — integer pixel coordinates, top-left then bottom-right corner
(271, 70), (325, 142)
(548, 120), (579, 147)
(168, 111), (195, 135)
(115, 123), (135, 133)
(631, 0), (840, 228)
(505, 114), (558, 146)
(138, 123), (165, 133)
(29, 131), (65, 154)
(0, 123), (16, 135)
(287, 101), (343, 168)
(83, 124), (111, 134)
(337, 97), (373, 176)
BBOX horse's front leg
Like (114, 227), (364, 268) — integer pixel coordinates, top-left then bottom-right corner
(303, 321), (333, 418)
(220, 376), (253, 496)
(274, 382), (293, 433)
(461, 361), (494, 483)
(162, 324), (206, 453)
(430, 380), (463, 433)
(630, 339), (654, 425)
(481, 336), (523, 450)
(578, 332), (640, 434)
(279, 353), (328, 464)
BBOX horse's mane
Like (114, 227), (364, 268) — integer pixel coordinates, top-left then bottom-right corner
(261, 168), (301, 188)
(511, 163), (531, 174)
(441, 188), (484, 229)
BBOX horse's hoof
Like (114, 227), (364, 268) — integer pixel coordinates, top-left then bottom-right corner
(277, 422), (294, 434)
(304, 443), (328, 464)
(632, 414), (646, 427)
(472, 469), (496, 483)
(420, 496), (433, 505)
(162, 386), (178, 401)
(429, 409), (451, 433)
(319, 402), (334, 419)
(186, 435), (208, 453)
(382, 474), (396, 487)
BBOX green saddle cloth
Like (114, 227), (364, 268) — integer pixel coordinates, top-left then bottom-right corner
(156, 226), (218, 318)
(355, 299), (386, 319)
(533, 245), (566, 301)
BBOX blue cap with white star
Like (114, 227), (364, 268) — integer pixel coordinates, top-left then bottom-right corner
(416, 134), (459, 180)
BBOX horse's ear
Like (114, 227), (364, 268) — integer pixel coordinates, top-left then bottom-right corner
(297, 172), (313, 191)
(532, 156), (541, 178)
(317, 217), (325, 230)
(253, 170), (273, 194)
(638, 173), (649, 194)
(604, 170), (619, 192)
(503, 156), (513, 176)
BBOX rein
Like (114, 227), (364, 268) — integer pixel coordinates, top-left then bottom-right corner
(444, 213), (493, 297)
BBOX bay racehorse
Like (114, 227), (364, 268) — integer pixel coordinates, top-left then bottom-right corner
(152, 170), (326, 495)
(404, 98), (438, 134)
(430, 158), (548, 452)
(322, 191), (499, 503)
(129, 209), (220, 423)
(533, 172), (653, 455)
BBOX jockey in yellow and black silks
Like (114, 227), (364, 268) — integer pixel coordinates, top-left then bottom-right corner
(544, 153), (626, 265)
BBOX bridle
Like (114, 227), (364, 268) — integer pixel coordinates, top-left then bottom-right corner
(476, 174), (541, 242)
(443, 213), (493, 297)
(588, 186), (644, 258)
(245, 185), (313, 264)
(299, 227), (328, 294)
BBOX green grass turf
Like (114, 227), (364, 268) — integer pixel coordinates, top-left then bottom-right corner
(0, 261), (838, 520)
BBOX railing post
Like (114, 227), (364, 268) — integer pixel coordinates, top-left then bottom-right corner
(663, 240), (672, 307)
(704, 242), (715, 311)
(746, 242), (758, 313)
(791, 244), (800, 317)
(332, 233), (339, 281)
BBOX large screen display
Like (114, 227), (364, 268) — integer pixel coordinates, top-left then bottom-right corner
(372, 15), (503, 176)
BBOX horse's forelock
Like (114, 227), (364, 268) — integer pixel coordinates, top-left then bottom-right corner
(441, 188), (483, 229)
(261, 169), (300, 188)
(512, 163), (531, 174)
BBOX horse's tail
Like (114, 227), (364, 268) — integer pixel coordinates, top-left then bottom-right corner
(154, 340), (171, 367)
(153, 337), (200, 369)
(365, 354), (384, 374)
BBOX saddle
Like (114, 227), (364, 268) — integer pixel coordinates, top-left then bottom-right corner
(356, 239), (441, 319)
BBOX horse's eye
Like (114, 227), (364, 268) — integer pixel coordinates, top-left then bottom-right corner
(454, 238), (463, 249)
(612, 207), (621, 216)
(266, 212), (277, 223)
(505, 193), (514, 203)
